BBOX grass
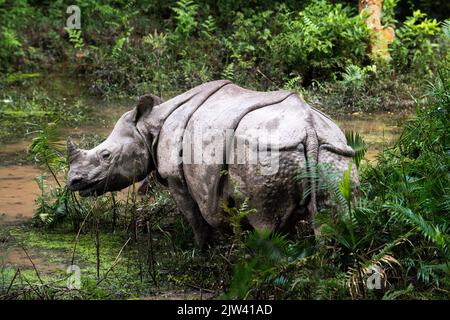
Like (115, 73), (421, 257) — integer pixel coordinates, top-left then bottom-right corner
(1, 224), (148, 299)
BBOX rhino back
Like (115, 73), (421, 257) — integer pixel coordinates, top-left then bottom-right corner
(310, 107), (354, 156)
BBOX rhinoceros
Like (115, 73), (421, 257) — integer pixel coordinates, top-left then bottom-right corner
(67, 80), (358, 249)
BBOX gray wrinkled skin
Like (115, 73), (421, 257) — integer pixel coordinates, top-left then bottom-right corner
(67, 81), (359, 249)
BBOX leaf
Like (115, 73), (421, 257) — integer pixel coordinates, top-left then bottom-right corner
(339, 162), (352, 204)
(345, 131), (367, 168)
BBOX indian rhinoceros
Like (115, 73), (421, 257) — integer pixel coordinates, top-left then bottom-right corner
(67, 80), (358, 249)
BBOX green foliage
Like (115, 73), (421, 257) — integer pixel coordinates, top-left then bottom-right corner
(0, 0), (30, 71)
(391, 10), (442, 75)
(0, 0), (447, 100)
(345, 130), (368, 168)
(66, 28), (85, 50)
(268, 1), (370, 83)
(172, 0), (199, 38)
(339, 163), (353, 205)
(29, 122), (66, 172)
(28, 123), (71, 227)
(340, 64), (376, 89)
(226, 230), (305, 299)
(362, 64), (450, 287)
(381, 0), (399, 27)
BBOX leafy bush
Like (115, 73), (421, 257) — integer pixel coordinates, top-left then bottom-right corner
(391, 10), (442, 75)
(268, 1), (370, 84)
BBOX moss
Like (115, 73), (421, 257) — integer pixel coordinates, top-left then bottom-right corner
(1, 225), (154, 299)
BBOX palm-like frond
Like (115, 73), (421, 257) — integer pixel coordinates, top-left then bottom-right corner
(387, 203), (450, 256)
(345, 130), (367, 168)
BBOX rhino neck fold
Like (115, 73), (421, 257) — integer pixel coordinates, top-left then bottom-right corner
(134, 124), (153, 177)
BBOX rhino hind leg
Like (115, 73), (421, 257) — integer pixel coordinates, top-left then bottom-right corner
(167, 177), (213, 250)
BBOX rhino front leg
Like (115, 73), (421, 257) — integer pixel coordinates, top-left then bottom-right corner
(167, 177), (212, 250)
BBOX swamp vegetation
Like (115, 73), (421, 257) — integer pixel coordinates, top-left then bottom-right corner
(0, 0), (449, 300)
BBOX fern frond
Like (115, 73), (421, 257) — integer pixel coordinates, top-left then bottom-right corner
(345, 130), (367, 168)
(386, 203), (449, 254)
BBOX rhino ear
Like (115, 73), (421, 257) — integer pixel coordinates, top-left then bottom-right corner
(134, 94), (163, 123)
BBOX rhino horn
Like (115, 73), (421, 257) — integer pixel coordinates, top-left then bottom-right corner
(67, 136), (80, 162)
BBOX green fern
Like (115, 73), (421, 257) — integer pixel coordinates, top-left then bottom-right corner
(387, 203), (449, 255)
(345, 130), (367, 168)
(172, 0), (199, 37)
(442, 19), (450, 38)
(296, 161), (347, 208)
(221, 63), (235, 81)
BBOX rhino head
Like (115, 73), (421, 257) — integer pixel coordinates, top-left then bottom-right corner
(66, 94), (162, 196)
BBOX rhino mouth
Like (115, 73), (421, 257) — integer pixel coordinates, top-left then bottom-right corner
(69, 179), (107, 197)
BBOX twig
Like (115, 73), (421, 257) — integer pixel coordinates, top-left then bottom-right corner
(97, 237), (131, 285)
(71, 209), (91, 266)
(95, 205), (101, 280)
(146, 221), (157, 286)
(44, 155), (61, 189)
(5, 268), (20, 296)
(18, 268), (44, 299)
(21, 246), (44, 286)
(185, 283), (215, 294)
(111, 192), (117, 233)
(256, 67), (274, 84)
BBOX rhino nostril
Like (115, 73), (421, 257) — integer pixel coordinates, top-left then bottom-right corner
(70, 177), (83, 186)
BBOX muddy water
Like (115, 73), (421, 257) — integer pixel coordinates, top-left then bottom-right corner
(0, 247), (63, 275)
(337, 112), (406, 162)
(0, 165), (42, 224)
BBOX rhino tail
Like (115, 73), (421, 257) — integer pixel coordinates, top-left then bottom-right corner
(304, 126), (320, 232)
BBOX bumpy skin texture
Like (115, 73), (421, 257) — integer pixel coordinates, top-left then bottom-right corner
(67, 81), (359, 249)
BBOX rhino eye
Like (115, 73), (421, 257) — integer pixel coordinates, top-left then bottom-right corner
(101, 151), (111, 160)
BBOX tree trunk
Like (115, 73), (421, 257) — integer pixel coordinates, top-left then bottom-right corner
(359, 0), (395, 60)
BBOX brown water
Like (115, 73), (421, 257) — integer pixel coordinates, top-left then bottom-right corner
(0, 247), (63, 275)
(336, 112), (406, 162)
(0, 165), (42, 224)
